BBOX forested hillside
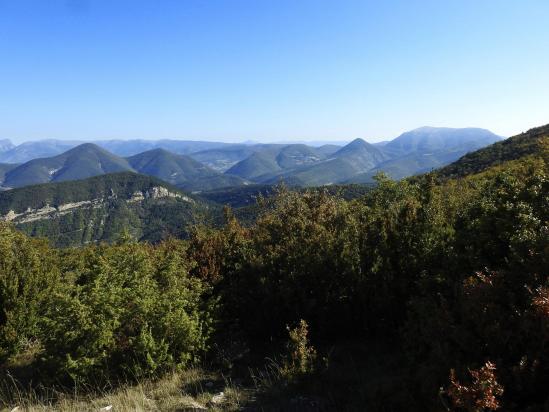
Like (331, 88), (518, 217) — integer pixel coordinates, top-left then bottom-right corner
(0, 173), (214, 247)
(1, 125), (547, 410)
(437, 123), (548, 178)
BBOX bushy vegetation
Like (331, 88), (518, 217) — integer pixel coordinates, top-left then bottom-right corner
(0, 228), (215, 386)
(0, 130), (547, 410)
(0, 173), (215, 247)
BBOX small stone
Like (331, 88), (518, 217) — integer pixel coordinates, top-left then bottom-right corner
(209, 391), (226, 405)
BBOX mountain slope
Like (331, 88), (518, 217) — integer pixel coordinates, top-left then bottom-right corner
(127, 148), (217, 185)
(436, 124), (549, 178)
(0, 163), (19, 184)
(3, 143), (134, 188)
(383, 127), (503, 157)
(269, 139), (388, 186)
(189, 145), (259, 171)
(343, 128), (504, 183)
(127, 148), (247, 191)
(226, 144), (329, 182)
(0, 172), (212, 246)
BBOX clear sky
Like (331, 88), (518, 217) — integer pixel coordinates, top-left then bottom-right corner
(1, 0), (548, 143)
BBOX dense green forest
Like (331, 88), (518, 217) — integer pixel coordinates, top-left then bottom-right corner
(0, 126), (547, 410)
(0, 173), (218, 247)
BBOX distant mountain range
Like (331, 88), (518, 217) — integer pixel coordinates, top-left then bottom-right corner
(224, 127), (502, 185)
(0, 144), (247, 192)
(1, 123), (545, 247)
(0, 127), (503, 190)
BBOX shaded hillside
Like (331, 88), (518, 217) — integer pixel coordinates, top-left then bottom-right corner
(437, 123), (549, 178)
(0, 163), (18, 183)
(200, 184), (276, 208)
(0, 172), (212, 247)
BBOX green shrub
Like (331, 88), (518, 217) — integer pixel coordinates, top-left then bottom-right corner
(43, 239), (214, 384)
(0, 223), (60, 364)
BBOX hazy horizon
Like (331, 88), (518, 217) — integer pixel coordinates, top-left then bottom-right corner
(1, 124), (510, 147)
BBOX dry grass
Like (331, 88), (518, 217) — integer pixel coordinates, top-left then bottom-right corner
(0, 369), (249, 412)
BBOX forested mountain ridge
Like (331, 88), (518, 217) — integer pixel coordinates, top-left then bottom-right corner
(2, 143), (134, 188)
(436, 123), (549, 178)
(0, 172), (213, 246)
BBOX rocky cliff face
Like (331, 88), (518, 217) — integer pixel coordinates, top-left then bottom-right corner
(1, 186), (190, 224)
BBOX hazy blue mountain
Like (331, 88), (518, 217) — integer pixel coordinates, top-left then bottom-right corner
(97, 139), (237, 157)
(0, 139), (14, 153)
(0, 139), (83, 163)
(315, 144), (342, 156)
(189, 144), (265, 172)
(190, 143), (332, 172)
(348, 147), (492, 182)
(268, 138), (388, 186)
(335, 128), (504, 183)
(382, 127), (503, 157)
(127, 148), (247, 191)
(2, 143), (134, 188)
(226, 144), (328, 182)
(0, 139), (240, 163)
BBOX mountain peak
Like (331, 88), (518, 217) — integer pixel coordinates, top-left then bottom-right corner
(65, 142), (109, 155)
(346, 137), (369, 147)
(334, 138), (378, 157)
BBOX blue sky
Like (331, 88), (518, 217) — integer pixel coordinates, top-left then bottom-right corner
(0, 0), (548, 143)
